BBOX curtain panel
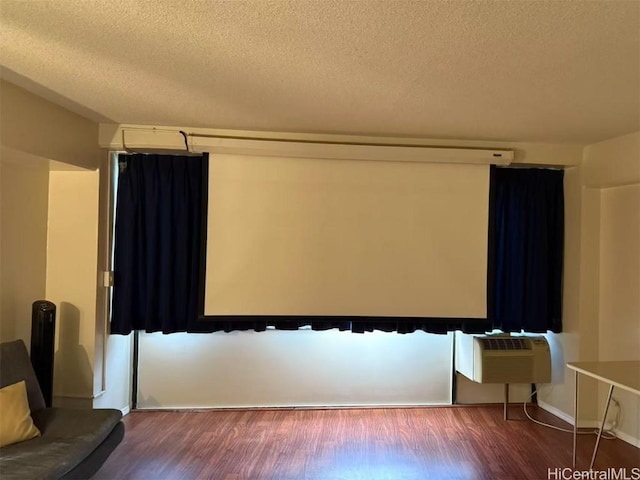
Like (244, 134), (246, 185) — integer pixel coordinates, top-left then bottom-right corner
(111, 154), (206, 334)
(489, 167), (564, 333)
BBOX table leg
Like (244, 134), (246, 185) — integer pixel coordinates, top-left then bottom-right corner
(504, 383), (509, 420)
(573, 370), (578, 468)
(589, 384), (614, 470)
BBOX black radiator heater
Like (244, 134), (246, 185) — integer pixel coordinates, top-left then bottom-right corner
(30, 300), (56, 407)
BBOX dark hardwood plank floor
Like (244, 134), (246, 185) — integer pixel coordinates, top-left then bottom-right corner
(94, 405), (639, 480)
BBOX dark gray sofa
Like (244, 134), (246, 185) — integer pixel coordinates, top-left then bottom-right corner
(0, 340), (124, 480)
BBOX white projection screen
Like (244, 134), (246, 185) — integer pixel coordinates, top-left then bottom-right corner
(204, 154), (489, 319)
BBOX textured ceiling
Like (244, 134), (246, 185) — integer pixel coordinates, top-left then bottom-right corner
(1, 0), (639, 144)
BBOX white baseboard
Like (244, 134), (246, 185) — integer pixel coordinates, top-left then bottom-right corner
(121, 405), (131, 416)
(134, 401), (452, 410)
(614, 429), (640, 448)
(538, 400), (640, 447)
(536, 400), (606, 428)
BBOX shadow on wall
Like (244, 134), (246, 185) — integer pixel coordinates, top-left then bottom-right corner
(137, 394), (161, 409)
(53, 302), (93, 399)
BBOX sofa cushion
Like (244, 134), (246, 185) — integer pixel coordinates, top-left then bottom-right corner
(0, 341), (46, 413)
(0, 408), (122, 480)
(0, 381), (41, 447)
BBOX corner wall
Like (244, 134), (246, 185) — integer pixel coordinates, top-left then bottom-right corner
(588, 132), (640, 445)
(538, 165), (596, 425)
(540, 131), (640, 446)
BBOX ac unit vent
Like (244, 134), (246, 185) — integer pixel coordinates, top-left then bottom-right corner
(456, 334), (551, 384)
(480, 337), (531, 351)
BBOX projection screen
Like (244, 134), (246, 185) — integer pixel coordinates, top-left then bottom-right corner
(204, 154), (489, 319)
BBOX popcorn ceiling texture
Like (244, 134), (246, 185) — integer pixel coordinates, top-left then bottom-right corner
(1, 0), (638, 144)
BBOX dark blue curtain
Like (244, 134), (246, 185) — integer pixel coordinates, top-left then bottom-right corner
(111, 154), (206, 334)
(489, 167), (564, 333)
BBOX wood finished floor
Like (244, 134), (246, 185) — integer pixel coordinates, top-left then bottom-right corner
(95, 406), (639, 480)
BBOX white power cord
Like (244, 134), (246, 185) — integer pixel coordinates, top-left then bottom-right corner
(524, 389), (617, 440)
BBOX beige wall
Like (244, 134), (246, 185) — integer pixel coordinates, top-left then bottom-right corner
(583, 131), (640, 188)
(46, 170), (99, 405)
(0, 149), (50, 345)
(599, 184), (640, 361)
(0, 80), (101, 169)
(598, 184), (640, 442)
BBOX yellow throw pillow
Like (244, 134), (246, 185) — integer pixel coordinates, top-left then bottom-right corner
(0, 380), (41, 448)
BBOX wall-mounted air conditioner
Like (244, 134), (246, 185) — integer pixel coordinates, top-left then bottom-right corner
(455, 333), (551, 384)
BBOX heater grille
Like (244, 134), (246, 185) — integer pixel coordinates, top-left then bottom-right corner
(480, 337), (530, 351)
